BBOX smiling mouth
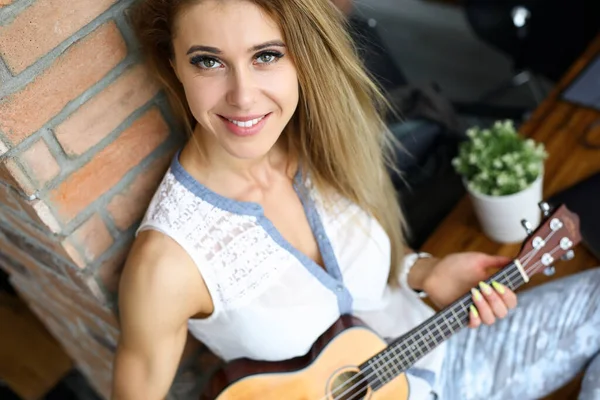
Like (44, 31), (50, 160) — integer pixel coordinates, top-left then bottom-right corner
(219, 113), (271, 128)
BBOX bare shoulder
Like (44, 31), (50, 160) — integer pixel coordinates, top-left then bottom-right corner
(113, 230), (211, 399)
(118, 229), (213, 331)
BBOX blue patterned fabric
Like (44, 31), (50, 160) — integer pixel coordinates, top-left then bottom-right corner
(437, 267), (600, 399)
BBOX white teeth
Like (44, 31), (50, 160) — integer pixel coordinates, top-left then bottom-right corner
(227, 115), (265, 128)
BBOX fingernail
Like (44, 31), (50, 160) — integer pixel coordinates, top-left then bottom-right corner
(469, 305), (479, 318)
(479, 281), (493, 295)
(471, 288), (482, 301)
(491, 281), (506, 294)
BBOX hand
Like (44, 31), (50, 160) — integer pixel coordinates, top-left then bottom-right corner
(421, 252), (518, 328)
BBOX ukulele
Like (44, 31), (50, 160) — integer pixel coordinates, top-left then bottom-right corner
(201, 203), (581, 400)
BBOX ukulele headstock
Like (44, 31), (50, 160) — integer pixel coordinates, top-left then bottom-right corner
(516, 202), (582, 277)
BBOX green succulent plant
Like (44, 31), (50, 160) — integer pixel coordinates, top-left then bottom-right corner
(452, 120), (548, 196)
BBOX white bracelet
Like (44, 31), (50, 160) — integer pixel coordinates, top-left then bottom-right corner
(402, 252), (432, 298)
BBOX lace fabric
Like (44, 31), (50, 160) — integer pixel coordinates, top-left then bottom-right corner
(140, 171), (294, 309)
(136, 159), (445, 398)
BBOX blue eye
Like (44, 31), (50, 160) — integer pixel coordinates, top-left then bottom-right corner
(255, 51), (284, 64)
(189, 51), (284, 70)
(190, 56), (223, 69)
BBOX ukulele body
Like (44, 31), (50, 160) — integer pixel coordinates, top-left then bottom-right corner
(201, 316), (409, 400)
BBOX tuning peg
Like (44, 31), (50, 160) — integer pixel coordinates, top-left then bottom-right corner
(538, 202), (551, 217)
(561, 250), (575, 261)
(543, 266), (556, 276)
(521, 219), (533, 235)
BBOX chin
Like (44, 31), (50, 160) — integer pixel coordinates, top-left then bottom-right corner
(220, 135), (279, 161)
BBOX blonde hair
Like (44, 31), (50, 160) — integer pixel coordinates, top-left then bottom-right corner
(128, 0), (407, 284)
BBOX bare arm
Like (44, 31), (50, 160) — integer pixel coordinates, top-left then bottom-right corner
(112, 231), (212, 400)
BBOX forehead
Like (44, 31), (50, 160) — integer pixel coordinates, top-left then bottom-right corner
(174, 1), (283, 51)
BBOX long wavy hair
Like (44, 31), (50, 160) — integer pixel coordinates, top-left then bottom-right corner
(127, 0), (408, 284)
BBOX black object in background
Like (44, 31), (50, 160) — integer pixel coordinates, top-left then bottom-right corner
(560, 53), (600, 112)
(465, 0), (600, 82)
(549, 172), (600, 261)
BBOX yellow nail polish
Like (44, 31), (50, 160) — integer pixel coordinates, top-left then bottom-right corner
(492, 281), (506, 294)
(471, 288), (482, 301)
(469, 305), (479, 318)
(479, 281), (493, 295)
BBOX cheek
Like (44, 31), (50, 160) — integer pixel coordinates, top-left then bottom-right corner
(258, 68), (299, 110)
(183, 78), (224, 119)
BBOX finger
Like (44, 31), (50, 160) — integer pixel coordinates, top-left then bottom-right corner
(491, 281), (518, 310)
(471, 288), (495, 325)
(478, 281), (508, 319)
(480, 254), (512, 272)
(468, 305), (481, 329)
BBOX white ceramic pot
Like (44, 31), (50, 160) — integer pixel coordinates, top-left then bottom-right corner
(466, 171), (544, 244)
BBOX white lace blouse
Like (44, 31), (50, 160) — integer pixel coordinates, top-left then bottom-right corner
(136, 150), (446, 399)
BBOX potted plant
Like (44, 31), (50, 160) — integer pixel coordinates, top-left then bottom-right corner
(452, 120), (548, 243)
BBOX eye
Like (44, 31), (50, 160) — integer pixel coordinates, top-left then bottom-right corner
(255, 51), (284, 65)
(190, 55), (223, 70)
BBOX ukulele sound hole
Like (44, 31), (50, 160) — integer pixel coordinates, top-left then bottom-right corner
(329, 370), (369, 400)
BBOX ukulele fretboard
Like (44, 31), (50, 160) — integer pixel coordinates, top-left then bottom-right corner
(360, 261), (526, 390)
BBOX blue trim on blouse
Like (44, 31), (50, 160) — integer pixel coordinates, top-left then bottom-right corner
(169, 149), (353, 314)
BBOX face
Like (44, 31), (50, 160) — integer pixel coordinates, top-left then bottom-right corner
(171, 0), (299, 161)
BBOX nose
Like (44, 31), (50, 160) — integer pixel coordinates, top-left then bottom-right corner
(226, 67), (256, 110)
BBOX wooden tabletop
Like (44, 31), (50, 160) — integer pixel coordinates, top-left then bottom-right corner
(421, 34), (600, 286)
(420, 34), (600, 399)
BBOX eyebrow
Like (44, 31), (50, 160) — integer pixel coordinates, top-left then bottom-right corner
(186, 40), (286, 55)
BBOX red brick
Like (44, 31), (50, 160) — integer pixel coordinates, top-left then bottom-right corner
(24, 199), (62, 233)
(0, 187), (58, 229)
(0, 221), (73, 278)
(0, 184), (23, 214)
(62, 264), (98, 298)
(0, 0), (118, 74)
(0, 248), (30, 278)
(37, 272), (103, 322)
(0, 157), (35, 195)
(75, 308), (117, 352)
(0, 22), (127, 145)
(0, 139), (8, 156)
(49, 108), (169, 223)
(2, 210), (70, 259)
(62, 240), (87, 269)
(96, 240), (130, 296)
(56, 63), (160, 156)
(0, 232), (47, 280)
(69, 214), (114, 264)
(20, 139), (61, 187)
(42, 269), (119, 330)
(107, 149), (173, 230)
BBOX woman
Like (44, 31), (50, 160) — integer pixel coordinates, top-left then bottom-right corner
(112, 0), (600, 399)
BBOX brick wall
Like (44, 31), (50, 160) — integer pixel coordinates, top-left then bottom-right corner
(0, 1), (219, 398)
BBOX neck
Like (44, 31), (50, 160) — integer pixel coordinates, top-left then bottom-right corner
(183, 126), (292, 183)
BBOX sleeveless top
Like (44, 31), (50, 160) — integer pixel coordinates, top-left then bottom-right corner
(137, 150), (446, 399)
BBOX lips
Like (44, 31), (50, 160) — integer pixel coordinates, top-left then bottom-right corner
(224, 114), (267, 128)
(218, 112), (272, 137)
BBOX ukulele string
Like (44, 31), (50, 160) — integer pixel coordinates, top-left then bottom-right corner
(521, 229), (557, 267)
(331, 253), (552, 400)
(324, 237), (562, 400)
(332, 247), (559, 400)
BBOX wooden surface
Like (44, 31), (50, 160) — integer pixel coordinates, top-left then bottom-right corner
(421, 34), (600, 398)
(0, 292), (73, 400)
